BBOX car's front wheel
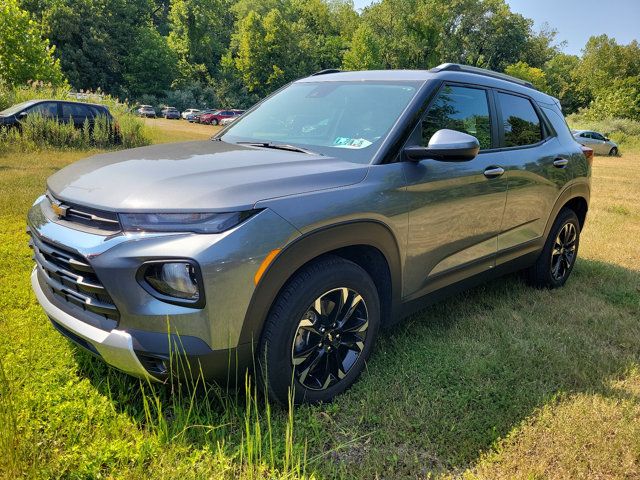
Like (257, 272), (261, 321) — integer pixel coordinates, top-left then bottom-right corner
(258, 256), (380, 405)
(609, 147), (618, 156)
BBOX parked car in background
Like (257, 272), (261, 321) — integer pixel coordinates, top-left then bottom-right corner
(200, 109), (242, 125)
(0, 100), (113, 129)
(182, 108), (200, 120)
(136, 105), (156, 118)
(28, 64), (591, 405)
(188, 109), (217, 123)
(220, 111), (245, 126)
(573, 130), (618, 156)
(161, 107), (181, 119)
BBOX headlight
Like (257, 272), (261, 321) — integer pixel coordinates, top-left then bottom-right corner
(119, 211), (257, 233)
(139, 261), (204, 307)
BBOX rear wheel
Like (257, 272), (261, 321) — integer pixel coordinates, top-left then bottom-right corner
(525, 209), (580, 288)
(258, 256), (380, 405)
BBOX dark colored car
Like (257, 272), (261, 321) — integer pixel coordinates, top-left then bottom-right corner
(136, 105), (156, 118)
(161, 107), (181, 120)
(200, 109), (242, 125)
(0, 100), (112, 128)
(28, 64), (590, 405)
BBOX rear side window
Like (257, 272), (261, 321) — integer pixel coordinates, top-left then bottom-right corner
(62, 103), (91, 119)
(422, 85), (492, 150)
(497, 92), (543, 147)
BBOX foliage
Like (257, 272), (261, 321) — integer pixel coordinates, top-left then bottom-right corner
(0, 0), (65, 87)
(504, 61), (547, 90)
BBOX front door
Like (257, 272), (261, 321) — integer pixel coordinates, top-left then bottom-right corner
(402, 84), (507, 300)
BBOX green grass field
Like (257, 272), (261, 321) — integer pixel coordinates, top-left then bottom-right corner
(1, 121), (639, 479)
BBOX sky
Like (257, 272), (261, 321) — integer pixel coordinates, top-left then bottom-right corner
(352, 0), (640, 56)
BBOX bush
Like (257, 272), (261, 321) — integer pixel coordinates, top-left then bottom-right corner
(566, 113), (640, 151)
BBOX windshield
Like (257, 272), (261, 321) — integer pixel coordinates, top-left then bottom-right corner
(0, 100), (38, 116)
(222, 81), (421, 163)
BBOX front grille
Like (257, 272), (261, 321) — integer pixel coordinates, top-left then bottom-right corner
(47, 193), (121, 233)
(29, 230), (120, 322)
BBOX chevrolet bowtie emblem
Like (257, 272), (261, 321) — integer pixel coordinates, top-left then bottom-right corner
(51, 202), (68, 218)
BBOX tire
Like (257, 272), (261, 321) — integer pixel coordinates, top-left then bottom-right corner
(212, 119), (219, 126)
(258, 255), (380, 405)
(609, 147), (618, 156)
(525, 208), (580, 289)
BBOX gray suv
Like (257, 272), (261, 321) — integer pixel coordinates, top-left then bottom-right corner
(28, 64), (590, 404)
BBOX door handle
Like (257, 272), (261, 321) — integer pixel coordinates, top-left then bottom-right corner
(484, 166), (505, 179)
(553, 158), (569, 168)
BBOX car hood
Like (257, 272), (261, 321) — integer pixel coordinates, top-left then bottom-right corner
(47, 140), (369, 212)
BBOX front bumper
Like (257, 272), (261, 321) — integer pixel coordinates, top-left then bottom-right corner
(27, 194), (299, 380)
(31, 267), (158, 380)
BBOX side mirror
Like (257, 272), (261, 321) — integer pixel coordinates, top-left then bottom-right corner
(604, 137), (610, 142)
(17, 111), (28, 119)
(404, 129), (480, 162)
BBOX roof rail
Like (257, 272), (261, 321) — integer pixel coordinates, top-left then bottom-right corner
(430, 63), (536, 90)
(309, 69), (341, 77)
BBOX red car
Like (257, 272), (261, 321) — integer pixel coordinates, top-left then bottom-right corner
(200, 109), (243, 125)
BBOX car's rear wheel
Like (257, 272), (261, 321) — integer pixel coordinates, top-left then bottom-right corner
(258, 256), (380, 405)
(609, 147), (618, 156)
(525, 208), (580, 288)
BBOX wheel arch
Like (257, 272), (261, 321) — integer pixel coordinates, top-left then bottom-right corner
(238, 221), (403, 346)
(544, 183), (590, 239)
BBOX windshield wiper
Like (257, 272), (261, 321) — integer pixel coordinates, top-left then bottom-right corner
(237, 141), (322, 156)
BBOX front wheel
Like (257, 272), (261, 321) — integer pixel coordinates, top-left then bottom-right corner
(212, 119), (219, 126)
(609, 147), (618, 156)
(258, 256), (380, 405)
(525, 209), (580, 288)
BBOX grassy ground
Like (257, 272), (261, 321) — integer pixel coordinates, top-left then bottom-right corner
(0, 123), (638, 479)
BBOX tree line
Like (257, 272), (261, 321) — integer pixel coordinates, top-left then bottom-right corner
(2, 0), (639, 120)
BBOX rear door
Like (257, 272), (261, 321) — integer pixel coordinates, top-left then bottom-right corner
(590, 132), (608, 154)
(491, 90), (571, 260)
(402, 83), (508, 300)
(61, 102), (93, 127)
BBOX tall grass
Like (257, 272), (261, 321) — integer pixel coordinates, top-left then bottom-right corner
(0, 83), (150, 153)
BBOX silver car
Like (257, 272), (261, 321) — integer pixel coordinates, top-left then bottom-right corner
(573, 130), (618, 156)
(28, 64), (591, 404)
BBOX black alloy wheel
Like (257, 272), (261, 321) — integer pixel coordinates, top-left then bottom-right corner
(550, 222), (577, 281)
(291, 287), (369, 391)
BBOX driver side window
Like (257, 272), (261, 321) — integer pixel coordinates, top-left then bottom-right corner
(422, 85), (492, 150)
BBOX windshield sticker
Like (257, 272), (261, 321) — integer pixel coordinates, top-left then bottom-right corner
(333, 137), (373, 149)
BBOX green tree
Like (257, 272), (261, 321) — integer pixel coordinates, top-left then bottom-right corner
(0, 0), (64, 86)
(168, 0), (234, 84)
(123, 27), (177, 98)
(504, 61), (547, 90)
(543, 53), (587, 114)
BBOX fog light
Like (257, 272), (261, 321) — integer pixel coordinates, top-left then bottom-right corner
(143, 262), (200, 301)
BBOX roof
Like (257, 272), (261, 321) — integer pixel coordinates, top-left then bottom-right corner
(297, 64), (558, 106)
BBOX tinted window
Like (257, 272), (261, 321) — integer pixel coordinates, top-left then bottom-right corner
(28, 102), (59, 118)
(592, 132), (605, 141)
(422, 85), (492, 150)
(62, 103), (91, 119)
(497, 92), (543, 147)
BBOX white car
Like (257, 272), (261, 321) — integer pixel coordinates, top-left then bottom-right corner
(220, 116), (240, 126)
(573, 130), (619, 156)
(181, 109), (200, 120)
